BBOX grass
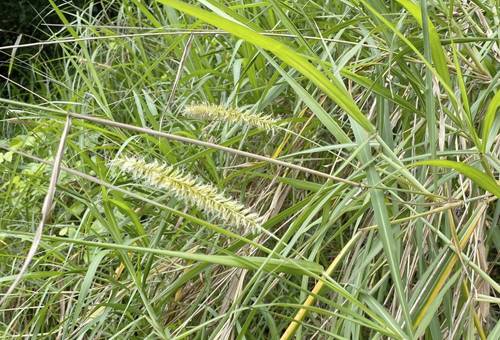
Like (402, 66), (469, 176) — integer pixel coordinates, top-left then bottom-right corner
(0, 0), (499, 338)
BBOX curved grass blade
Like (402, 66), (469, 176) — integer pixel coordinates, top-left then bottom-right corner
(156, 0), (376, 133)
(481, 90), (500, 153)
(0, 230), (323, 276)
(489, 319), (500, 340)
(395, 0), (451, 87)
(414, 160), (500, 198)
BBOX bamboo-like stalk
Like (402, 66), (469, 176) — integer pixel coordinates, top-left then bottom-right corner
(280, 230), (365, 340)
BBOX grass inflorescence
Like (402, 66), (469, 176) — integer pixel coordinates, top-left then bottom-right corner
(183, 103), (280, 132)
(0, 0), (498, 339)
(112, 156), (262, 232)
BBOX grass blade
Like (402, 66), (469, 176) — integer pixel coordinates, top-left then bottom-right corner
(157, 0), (376, 133)
(481, 90), (500, 153)
(0, 230), (323, 276)
(414, 160), (500, 198)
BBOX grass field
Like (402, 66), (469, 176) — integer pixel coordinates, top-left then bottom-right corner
(0, 0), (499, 338)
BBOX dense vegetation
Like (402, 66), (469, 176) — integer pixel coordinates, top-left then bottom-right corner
(0, 0), (499, 339)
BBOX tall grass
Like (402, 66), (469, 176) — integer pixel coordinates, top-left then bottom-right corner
(0, 0), (498, 339)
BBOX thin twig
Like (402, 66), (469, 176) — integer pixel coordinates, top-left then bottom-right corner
(65, 111), (364, 188)
(0, 98), (447, 197)
(0, 116), (72, 305)
(0, 30), (382, 52)
(65, 112), (449, 198)
(0, 98), (450, 198)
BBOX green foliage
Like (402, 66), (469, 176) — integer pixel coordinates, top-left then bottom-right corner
(0, 0), (498, 339)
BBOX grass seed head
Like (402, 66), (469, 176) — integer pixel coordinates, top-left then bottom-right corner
(111, 156), (262, 232)
(183, 103), (279, 132)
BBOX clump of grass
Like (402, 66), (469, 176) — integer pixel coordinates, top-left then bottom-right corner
(111, 156), (262, 232)
(183, 103), (280, 132)
(1, 0), (499, 338)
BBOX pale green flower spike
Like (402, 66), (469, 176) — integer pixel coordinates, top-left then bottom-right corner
(183, 103), (279, 132)
(112, 157), (262, 232)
